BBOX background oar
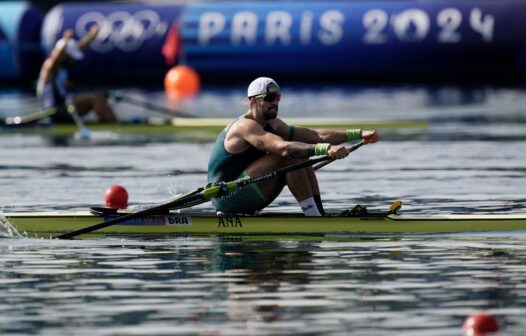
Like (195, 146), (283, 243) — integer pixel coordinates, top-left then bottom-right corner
(66, 104), (93, 139)
(2, 91), (195, 127)
(2, 104), (92, 139)
(54, 142), (365, 239)
(108, 91), (196, 118)
(2, 108), (56, 126)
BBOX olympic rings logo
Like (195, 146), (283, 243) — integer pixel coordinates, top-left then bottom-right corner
(75, 10), (168, 53)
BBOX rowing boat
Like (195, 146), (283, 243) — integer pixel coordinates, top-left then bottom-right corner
(1, 117), (427, 137)
(4, 209), (526, 238)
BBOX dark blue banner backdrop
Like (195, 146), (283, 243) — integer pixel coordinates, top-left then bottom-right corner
(180, 1), (526, 80)
(36, 1), (526, 83)
(41, 3), (186, 83)
(0, 2), (42, 80)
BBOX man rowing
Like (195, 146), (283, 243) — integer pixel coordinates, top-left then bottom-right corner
(207, 77), (380, 216)
(36, 26), (116, 123)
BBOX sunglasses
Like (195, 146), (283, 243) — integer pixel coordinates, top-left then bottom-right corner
(254, 92), (281, 102)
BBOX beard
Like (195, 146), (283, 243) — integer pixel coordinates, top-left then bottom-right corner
(263, 106), (278, 120)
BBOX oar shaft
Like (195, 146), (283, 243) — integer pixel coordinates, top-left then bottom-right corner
(3, 108), (56, 125)
(55, 188), (203, 239)
(54, 156), (331, 239)
(111, 91), (196, 118)
(313, 140), (364, 171)
(244, 155), (329, 185)
(56, 194), (205, 239)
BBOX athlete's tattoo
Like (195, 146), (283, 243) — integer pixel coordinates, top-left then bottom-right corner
(287, 142), (315, 158)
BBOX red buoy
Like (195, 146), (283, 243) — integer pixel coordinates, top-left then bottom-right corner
(105, 185), (129, 209)
(463, 313), (499, 335)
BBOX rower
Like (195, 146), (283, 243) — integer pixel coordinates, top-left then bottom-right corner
(36, 26), (116, 123)
(207, 77), (380, 216)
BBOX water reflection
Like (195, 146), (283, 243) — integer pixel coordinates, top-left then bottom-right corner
(1, 83), (526, 334)
(1, 235), (526, 334)
(216, 238), (313, 324)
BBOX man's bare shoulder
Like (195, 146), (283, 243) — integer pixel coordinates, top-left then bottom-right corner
(268, 117), (291, 137)
(228, 117), (262, 134)
(224, 118), (264, 151)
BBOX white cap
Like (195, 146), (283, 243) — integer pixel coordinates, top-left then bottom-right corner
(56, 38), (84, 60)
(247, 77), (280, 98)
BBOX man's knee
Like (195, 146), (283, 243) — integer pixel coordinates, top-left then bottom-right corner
(256, 180), (285, 201)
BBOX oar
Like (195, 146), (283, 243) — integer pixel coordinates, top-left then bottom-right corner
(4, 103), (100, 139)
(66, 104), (93, 139)
(54, 141), (365, 239)
(313, 140), (365, 171)
(108, 91), (196, 118)
(2, 104), (91, 138)
(2, 108), (57, 126)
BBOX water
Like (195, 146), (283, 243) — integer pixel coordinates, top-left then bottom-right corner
(1, 84), (526, 334)
(2, 236), (526, 335)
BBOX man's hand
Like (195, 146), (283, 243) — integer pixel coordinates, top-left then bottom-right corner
(362, 130), (380, 144)
(78, 25), (101, 50)
(88, 25), (100, 37)
(328, 145), (350, 160)
(62, 29), (74, 39)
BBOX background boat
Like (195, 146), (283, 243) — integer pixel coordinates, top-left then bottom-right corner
(1, 116), (428, 138)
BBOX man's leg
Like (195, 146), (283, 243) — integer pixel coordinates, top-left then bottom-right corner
(246, 154), (321, 216)
(304, 166), (325, 215)
(72, 92), (116, 122)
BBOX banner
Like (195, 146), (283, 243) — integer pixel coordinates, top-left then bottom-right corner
(39, 1), (526, 82)
(0, 2), (42, 80)
(41, 3), (185, 83)
(180, 1), (526, 79)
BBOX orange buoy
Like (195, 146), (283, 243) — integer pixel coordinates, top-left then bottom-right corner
(104, 185), (129, 209)
(463, 313), (499, 335)
(164, 65), (200, 100)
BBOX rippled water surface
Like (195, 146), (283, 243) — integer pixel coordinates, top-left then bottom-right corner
(2, 236), (526, 335)
(1, 84), (526, 335)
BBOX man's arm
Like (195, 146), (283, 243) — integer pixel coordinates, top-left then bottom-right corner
(291, 126), (379, 145)
(38, 36), (71, 84)
(233, 119), (350, 160)
(78, 25), (99, 51)
(270, 118), (379, 145)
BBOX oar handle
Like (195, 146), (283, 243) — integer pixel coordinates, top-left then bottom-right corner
(313, 140), (365, 171)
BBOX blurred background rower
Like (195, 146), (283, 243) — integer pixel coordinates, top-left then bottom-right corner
(36, 26), (116, 123)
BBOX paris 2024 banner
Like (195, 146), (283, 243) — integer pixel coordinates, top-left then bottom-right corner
(35, 1), (526, 83)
